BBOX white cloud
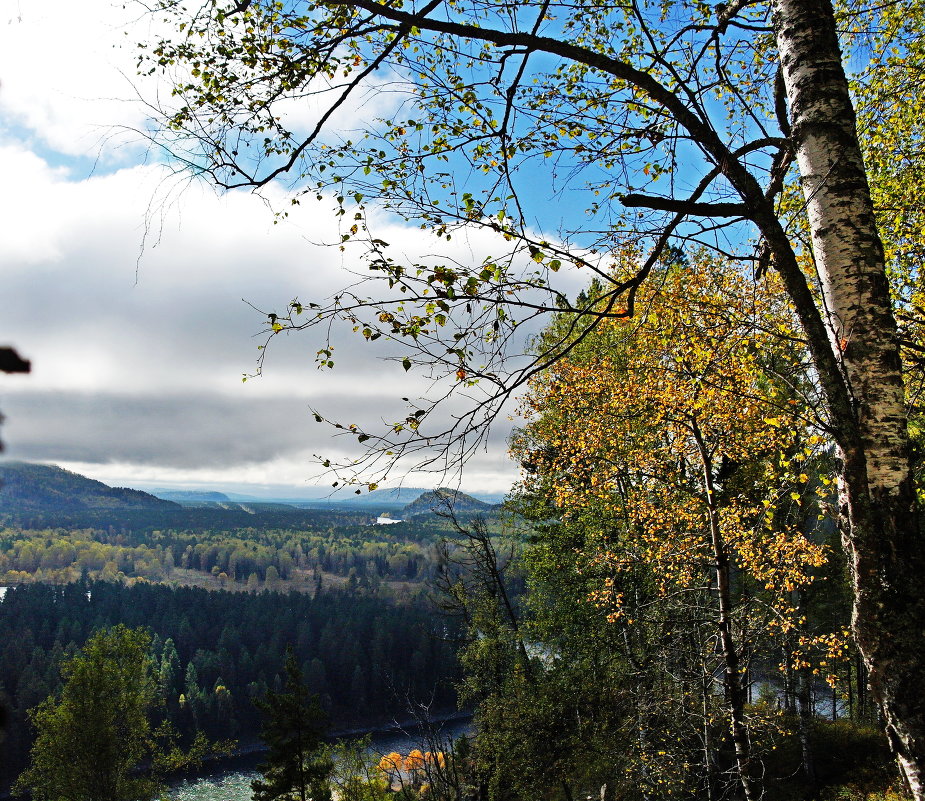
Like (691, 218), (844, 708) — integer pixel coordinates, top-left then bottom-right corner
(0, 140), (527, 493)
(0, 0), (156, 159)
(0, 1), (599, 496)
(0, 0), (409, 166)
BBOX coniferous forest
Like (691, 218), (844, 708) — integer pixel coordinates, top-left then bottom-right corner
(0, 467), (468, 794)
(0, 578), (460, 792)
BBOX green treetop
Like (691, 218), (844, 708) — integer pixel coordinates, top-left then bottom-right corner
(14, 625), (207, 801)
(252, 647), (333, 801)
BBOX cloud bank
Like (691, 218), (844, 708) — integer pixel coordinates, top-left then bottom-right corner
(0, 0), (591, 496)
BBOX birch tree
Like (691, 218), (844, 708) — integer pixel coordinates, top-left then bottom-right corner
(14, 626), (207, 801)
(513, 255), (833, 800)
(141, 0), (925, 793)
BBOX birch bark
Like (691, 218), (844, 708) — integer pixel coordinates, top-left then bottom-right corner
(772, 2), (925, 796)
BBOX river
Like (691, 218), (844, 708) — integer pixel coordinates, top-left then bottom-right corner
(170, 717), (472, 801)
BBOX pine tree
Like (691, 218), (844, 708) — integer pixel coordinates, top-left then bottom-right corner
(252, 647), (332, 801)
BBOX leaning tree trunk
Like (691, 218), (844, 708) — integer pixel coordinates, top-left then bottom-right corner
(771, 1), (925, 796)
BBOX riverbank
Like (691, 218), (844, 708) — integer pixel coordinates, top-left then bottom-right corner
(176, 709), (474, 780)
(169, 714), (474, 801)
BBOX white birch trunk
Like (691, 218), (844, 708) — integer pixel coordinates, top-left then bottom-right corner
(773, 0), (908, 492)
(772, 2), (925, 797)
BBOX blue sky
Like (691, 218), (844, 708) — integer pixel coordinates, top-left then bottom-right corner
(0, 0), (558, 497)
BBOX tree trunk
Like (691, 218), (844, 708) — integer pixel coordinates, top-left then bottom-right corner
(847, 658), (854, 721)
(796, 670), (817, 787)
(702, 663), (716, 801)
(771, 1), (925, 797)
(692, 419), (757, 801)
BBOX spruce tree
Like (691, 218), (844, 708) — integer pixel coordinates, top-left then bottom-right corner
(252, 648), (332, 801)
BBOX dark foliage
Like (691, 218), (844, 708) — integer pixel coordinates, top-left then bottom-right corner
(252, 648), (332, 801)
(0, 580), (461, 792)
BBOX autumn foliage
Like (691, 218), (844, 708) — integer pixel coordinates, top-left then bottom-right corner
(511, 254), (849, 798)
(521, 258), (827, 611)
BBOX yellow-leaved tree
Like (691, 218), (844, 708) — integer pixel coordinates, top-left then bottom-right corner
(515, 253), (838, 800)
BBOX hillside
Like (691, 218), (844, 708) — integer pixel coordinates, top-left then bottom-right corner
(0, 462), (180, 512)
(400, 487), (495, 518)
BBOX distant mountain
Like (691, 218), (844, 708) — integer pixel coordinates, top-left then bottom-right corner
(333, 487), (432, 508)
(323, 486), (506, 510)
(128, 484), (507, 508)
(146, 490), (296, 513)
(400, 488), (495, 518)
(469, 492), (507, 505)
(275, 487), (435, 512)
(153, 489), (231, 503)
(0, 462), (180, 512)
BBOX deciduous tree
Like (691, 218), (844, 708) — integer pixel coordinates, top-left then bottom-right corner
(514, 255), (835, 799)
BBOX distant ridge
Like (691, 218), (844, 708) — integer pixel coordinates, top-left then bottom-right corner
(153, 489), (231, 503)
(0, 462), (180, 512)
(401, 488), (494, 518)
(327, 486), (431, 508)
(127, 485), (506, 507)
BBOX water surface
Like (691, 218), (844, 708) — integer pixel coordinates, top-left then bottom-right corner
(170, 717), (472, 801)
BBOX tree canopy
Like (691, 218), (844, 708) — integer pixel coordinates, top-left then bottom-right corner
(252, 647), (333, 801)
(508, 253), (843, 799)
(13, 625), (202, 801)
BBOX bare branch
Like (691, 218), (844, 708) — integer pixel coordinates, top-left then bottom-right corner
(620, 194), (750, 217)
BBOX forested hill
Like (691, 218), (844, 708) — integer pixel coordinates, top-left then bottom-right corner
(400, 488), (495, 518)
(0, 462), (179, 512)
(0, 462), (367, 529)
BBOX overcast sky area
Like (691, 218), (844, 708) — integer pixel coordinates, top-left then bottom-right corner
(0, 0), (583, 498)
